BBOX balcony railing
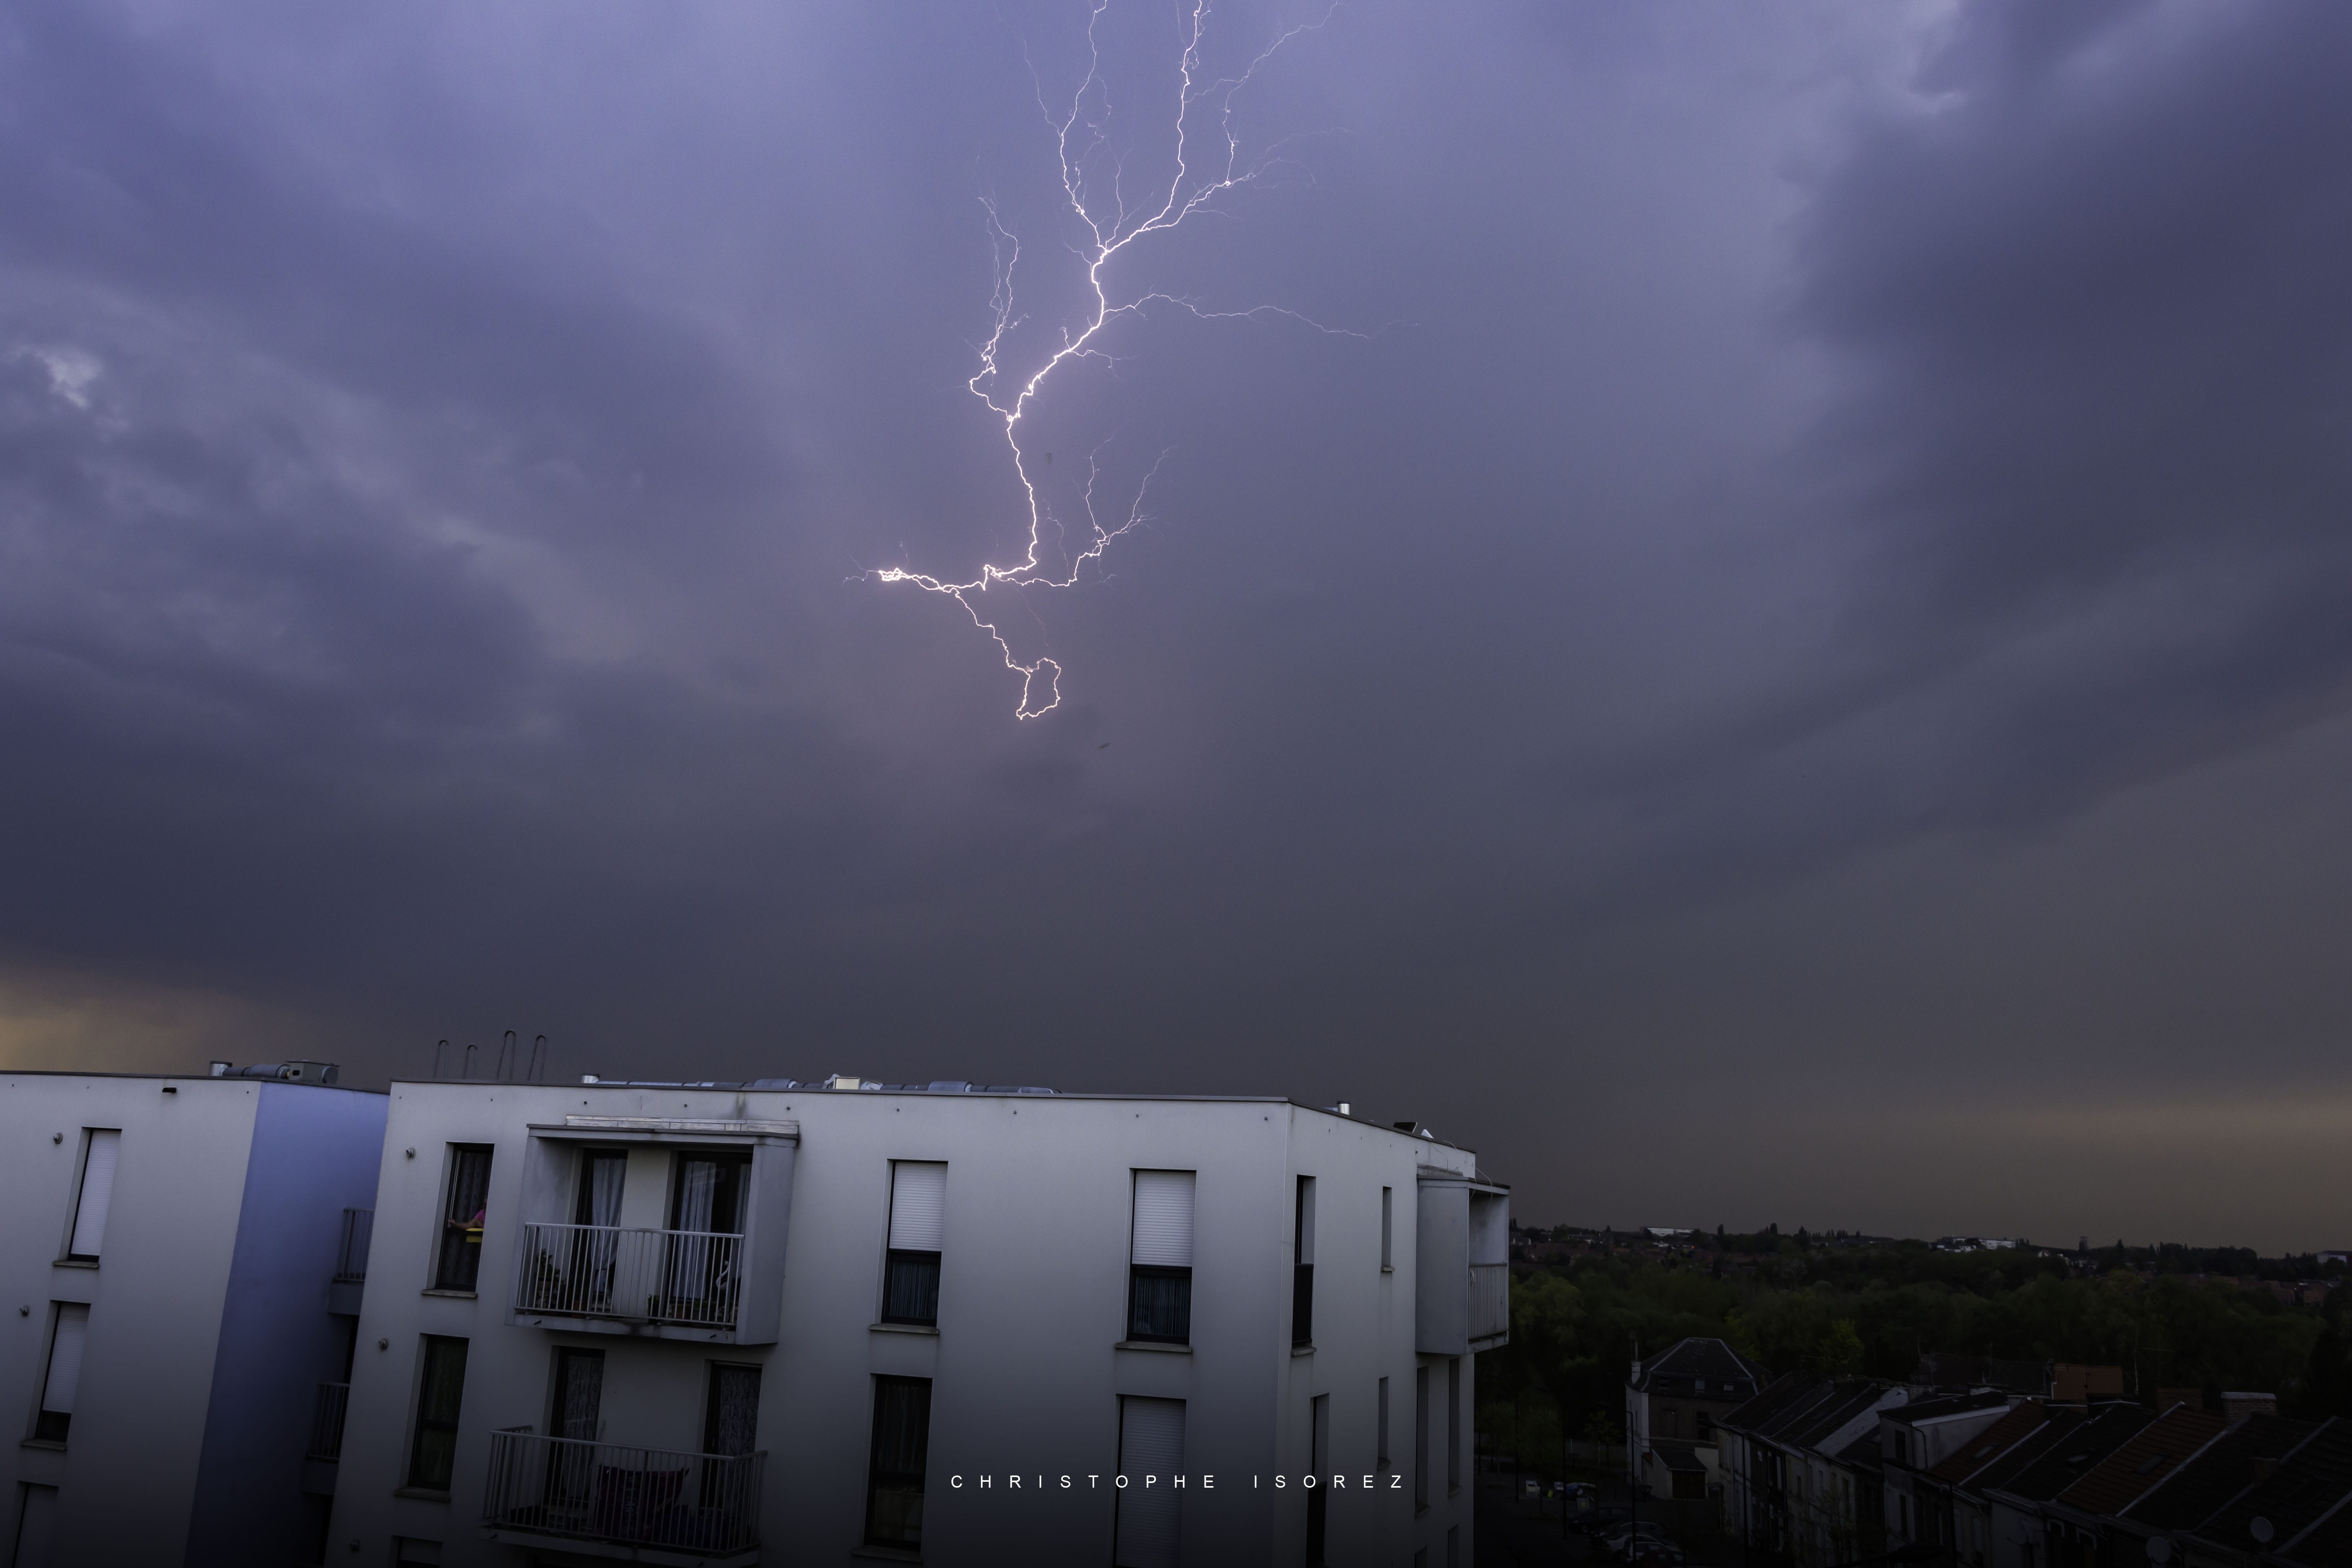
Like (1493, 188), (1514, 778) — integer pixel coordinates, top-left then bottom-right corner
(1469, 1262), (1509, 1341)
(514, 1223), (744, 1331)
(335, 1208), (374, 1283)
(307, 1381), (350, 1462)
(483, 1428), (764, 1555)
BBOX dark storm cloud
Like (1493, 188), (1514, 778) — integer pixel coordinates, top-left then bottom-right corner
(2, 0), (2349, 1247)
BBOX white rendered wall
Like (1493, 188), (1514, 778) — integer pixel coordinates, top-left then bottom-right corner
(0, 1072), (385, 1567)
(332, 1082), (1487, 1567)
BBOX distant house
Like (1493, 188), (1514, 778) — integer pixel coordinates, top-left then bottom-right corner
(1880, 1390), (2014, 1547)
(1935, 1237), (2022, 1253)
(2051, 1363), (2128, 1403)
(1718, 1372), (1909, 1566)
(1625, 1338), (1768, 1502)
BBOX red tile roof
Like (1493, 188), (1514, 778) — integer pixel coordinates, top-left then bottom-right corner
(1929, 1401), (2049, 1483)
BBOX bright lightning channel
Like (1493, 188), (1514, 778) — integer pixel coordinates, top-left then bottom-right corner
(867, 0), (1347, 719)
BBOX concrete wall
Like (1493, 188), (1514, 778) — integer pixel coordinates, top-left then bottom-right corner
(332, 1082), (1487, 1567)
(184, 1081), (388, 1567)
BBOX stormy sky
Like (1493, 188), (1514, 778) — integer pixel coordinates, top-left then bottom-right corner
(4, 0), (2348, 1252)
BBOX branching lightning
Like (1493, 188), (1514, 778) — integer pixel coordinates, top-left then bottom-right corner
(866, 0), (1345, 719)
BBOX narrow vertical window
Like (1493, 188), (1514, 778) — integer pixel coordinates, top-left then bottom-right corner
(13, 1485), (58, 1566)
(66, 1130), (120, 1261)
(666, 1151), (749, 1323)
(1414, 1365), (1430, 1514)
(1128, 1171), (1194, 1345)
(1115, 1396), (1185, 1568)
(1448, 1357), (1462, 1496)
(546, 1347), (603, 1510)
(33, 1304), (88, 1444)
(574, 1150), (625, 1227)
(882, 1161), (946, 1326)
(865, 1376), (932, 1548)
(1446, 1524), (1459, 1567)
(434, 1147), (492, 1291)
(407, 1336), (469, 1491)
(1377, 1376), (1391, 1467)
(1292, 1176), (1315, 1348)
(702, 1364), (762, 1515)
(552, 1347), (603, 1441)
(1380, 1185), (1393, 1271)
(1307, 1393), (1330, 1564)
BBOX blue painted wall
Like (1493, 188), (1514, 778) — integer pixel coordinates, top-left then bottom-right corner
(183, 1083), (387, 1567)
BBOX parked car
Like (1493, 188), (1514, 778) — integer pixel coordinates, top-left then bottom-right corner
(1575, 1505), (1633, 1535)
(1625, 1542), (1685, 1566)
(1599, 1523), (1671, 1558)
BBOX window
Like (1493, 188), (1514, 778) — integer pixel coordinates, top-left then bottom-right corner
(33, 1304), (87, 1444)
(1447, 1357), (1461, 1495)
(407, 1336), (469, 1491)
(1307, 1393), (1330, 1564)
(1378, 1376), (1391, 1467)
(882, 1161), (946, 1326)
(1128, 1171), (1194, 1345)
(1446, 1525), (1459, 1568)
(865, 1376), (932, 1548)
(1414, 1365), (1430, 1513)
(13, 1485), (58, 1567)
(574, 1150), (625, 1227)
(670, 1152), (749, 1234)
(1292, 1176), (1315, 1348)
(552, 1347), (603, 1441)
(704, 1364), (760, 1455)
(1381, 1185), (1393, 1270)
(434, 1147), (492, 1291)
(1116, 1396), (1185, 1568)
(66, 1130), (120, 1262)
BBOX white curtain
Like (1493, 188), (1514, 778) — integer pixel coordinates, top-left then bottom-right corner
(585, 1154), (624, 1228)
(675, 1160), (719, 1232)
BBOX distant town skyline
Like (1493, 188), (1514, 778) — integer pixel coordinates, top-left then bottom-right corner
(3, 0), (2350, 1256)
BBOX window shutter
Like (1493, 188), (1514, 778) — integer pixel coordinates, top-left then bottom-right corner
(888, 1163), (947, 1252)
(1130, 1171), (1194, 1268)
(1114, 1396), (1186, 1568)
(43, 1304), (90, 1415)
(71, 1131), (120, 1258)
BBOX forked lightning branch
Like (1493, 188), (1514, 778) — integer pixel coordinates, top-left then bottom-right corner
(867, 0), (1347, 719)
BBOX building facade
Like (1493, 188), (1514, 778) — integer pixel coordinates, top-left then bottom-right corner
(1, 1064), (387, 1568)
(1624, 1338), (1766, 1502)
(328, 1078), (1509, 1566)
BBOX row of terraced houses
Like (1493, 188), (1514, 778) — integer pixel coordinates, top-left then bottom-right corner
(1626, 1337), (2347, 1568)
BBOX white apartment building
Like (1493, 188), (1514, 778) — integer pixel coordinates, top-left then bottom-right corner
(331, 1078), (1510, 1567)
(2, 1063), (388, 1568)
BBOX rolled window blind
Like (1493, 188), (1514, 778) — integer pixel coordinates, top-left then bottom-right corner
(70, 1130), (120, 1258)
(43, 1304), (90, 1416)
(888, 1162), (947, 1252)
(1130, 1171), (1194, 1268)
(1114, 1396), (1185, 1568)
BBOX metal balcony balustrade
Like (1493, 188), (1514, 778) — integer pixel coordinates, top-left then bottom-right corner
(514, 1222), (744, 1330)
(483, 1428), (764, 1555)
(307, 1381), (349, 1463)
(1469, 1261), (1509, 1341)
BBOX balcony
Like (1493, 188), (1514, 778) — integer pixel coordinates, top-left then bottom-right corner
(514, 1223), (744, 1338)
(329, 1207), (372, 1315)
(1469, 1262), (1509, 1341)
(1416, 1173), (1512, 1355)
(482, 1428), (764, 1567)
(301, 1381), (348, 1496)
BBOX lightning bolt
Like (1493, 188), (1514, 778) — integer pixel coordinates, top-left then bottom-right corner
(866, 0), (1345, 719)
